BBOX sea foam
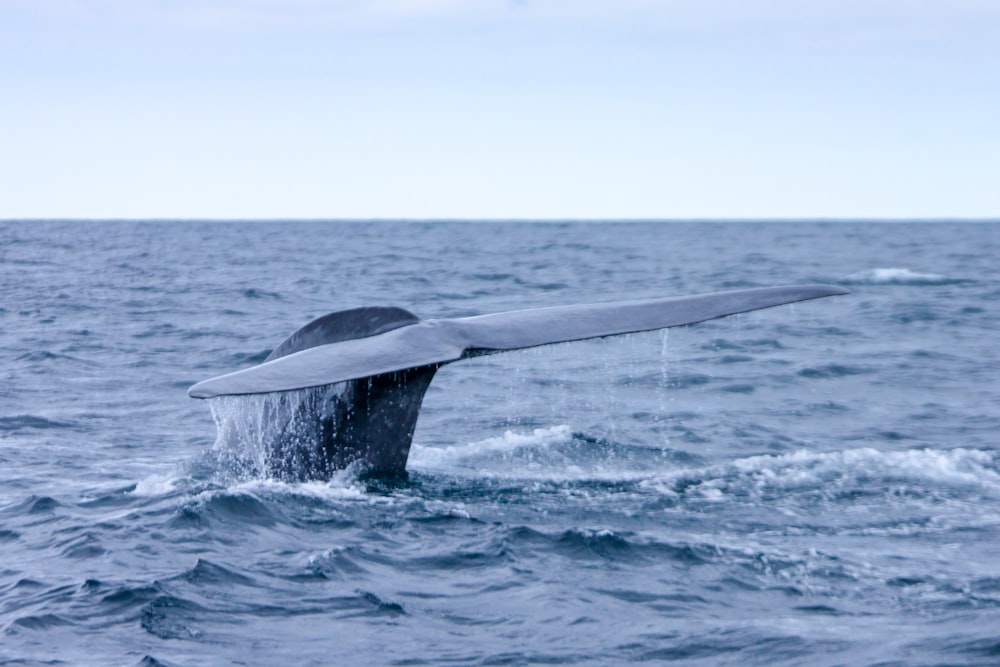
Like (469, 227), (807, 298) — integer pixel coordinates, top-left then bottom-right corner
(842, 268), (953, 286)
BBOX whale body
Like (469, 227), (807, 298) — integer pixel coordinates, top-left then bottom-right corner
(190, 285), (848, 479)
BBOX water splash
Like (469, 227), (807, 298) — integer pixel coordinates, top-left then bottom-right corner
(208, 383), (353, 482)
(842, 268), (955, 286)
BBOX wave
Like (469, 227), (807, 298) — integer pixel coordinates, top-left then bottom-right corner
(205, 476), (372, 503)
(140, 594), (205, 640)
(159, 475), (374, 530)
(410, 426), (695, 481)
(0, 414), (75, 432)
(132, 472), (189, 497)
(8, 613), (74, 631)
(417, 430), (1000, 503)
(643, 447), (1000, 500)
(14, 350), (100, 365)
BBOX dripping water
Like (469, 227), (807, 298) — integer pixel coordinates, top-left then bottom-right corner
(208, 383), (353, 482)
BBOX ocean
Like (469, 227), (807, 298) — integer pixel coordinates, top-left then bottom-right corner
(1, 220), (999, 666)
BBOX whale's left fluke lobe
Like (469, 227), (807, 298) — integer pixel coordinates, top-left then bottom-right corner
(189, 285), (848, 478)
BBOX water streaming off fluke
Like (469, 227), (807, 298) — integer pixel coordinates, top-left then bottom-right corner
(209, 383), (354, 481)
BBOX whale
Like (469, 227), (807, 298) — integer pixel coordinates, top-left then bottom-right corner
(190, 285), (848, 480)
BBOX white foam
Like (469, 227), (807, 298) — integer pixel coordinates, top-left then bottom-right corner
(191, 473), (374, 505)
(228, 476), (371, 502)
(843, 267), (949, 285)
(643, 447), (1000, 499)
(409, 424), (574, 469)
(422, 500), (472, 519)
(132, 471), (186, 496)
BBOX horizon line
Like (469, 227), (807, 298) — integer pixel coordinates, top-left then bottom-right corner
(3, 217), (999, 224)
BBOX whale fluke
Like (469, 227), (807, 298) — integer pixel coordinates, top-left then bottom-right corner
(191, 285), (848, 479)
(264, 306), (421, 362)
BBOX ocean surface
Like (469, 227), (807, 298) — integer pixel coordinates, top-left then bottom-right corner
(1, 220), (999, 667)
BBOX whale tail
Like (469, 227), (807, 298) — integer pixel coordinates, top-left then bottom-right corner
(226, 307), (437, 480)
(193, 285), (849, 479)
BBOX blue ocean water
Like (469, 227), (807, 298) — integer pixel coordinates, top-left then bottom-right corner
(1, 220), (999, 666)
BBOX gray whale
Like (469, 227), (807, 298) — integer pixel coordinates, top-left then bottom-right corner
(190, 285), (848, 479)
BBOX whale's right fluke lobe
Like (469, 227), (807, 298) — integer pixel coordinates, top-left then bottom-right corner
(449, 285), (850, 356)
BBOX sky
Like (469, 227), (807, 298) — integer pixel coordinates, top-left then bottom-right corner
(1, 1), (997, 219)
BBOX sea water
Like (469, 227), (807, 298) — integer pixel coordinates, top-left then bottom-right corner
(1, 221), (999, 666)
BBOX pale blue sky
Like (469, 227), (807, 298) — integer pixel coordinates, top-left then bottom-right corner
(2, 1), (997, 218)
